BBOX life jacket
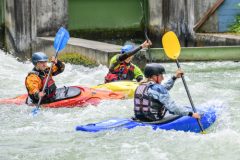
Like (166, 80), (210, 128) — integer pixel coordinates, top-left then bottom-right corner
(134, 83), (167, 122)
(25, 69), (57, 103)
(105, 62), (135, 83)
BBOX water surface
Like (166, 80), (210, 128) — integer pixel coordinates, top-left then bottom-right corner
(0, 50), (239, 160)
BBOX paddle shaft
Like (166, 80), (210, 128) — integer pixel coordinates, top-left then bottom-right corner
(175, 60), (205, 132)
(141, 0), (152, 63)
(144, 29), (152, 62)
(36, 55), (57, 109)
(36, 65), (53, 108)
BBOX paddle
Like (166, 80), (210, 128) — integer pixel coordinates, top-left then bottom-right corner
(32, 27), (70, 115)
(162, 31), (205, 133)
(140, 0), (152, 62)
(144, 29), (152, 62)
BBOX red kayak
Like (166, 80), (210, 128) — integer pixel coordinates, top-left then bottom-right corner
(0, 86), (125, 108)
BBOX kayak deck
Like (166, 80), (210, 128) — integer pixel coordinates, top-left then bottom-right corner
(92, 81), (138, 98)
(76, 107), (216, 133)
(0, 86), (125, 108)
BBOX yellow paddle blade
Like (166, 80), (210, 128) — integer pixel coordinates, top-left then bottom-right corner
(201, 131), (207, 134)
(162, 31), (181, 60)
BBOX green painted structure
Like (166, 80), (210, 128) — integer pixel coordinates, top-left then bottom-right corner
(68, 0), (148, 40)
(0, 0), (3, 24)
(68, 0), (144, 30)
(147, 46), (240, 62)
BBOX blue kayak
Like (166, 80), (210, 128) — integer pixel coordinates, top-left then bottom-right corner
(76, 107), (217, 133)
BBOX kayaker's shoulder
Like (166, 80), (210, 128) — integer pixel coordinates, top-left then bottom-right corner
(26, 71), (40, 80)
(149, 83), (167, 94)
(27, 71), (39, 76)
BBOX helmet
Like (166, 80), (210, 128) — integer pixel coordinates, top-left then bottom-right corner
(144, 63), (166, 78)
(121, 44), (134, 54)
(32, 52), (48, 65)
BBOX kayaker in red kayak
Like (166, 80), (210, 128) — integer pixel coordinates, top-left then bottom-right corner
(104, 40), (152, 83)
(133, 63), (200, 122)
(25, 52), (65, 104)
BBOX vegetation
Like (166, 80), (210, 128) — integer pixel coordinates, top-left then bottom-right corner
(58, 53), (97, 67)
(229, 15), (240, 33)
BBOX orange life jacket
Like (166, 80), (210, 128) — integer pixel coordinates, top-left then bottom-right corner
(25, 70), (57, 103)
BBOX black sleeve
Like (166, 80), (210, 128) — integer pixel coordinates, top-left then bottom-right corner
(188, 112), (193, 117)
(52, 60), (65, 76)
(136, 75), (143, 82)
(118, 46), (142, 62)
(172, 76), (177, 81)
(55, 60), (64, 69)
(33, 92), (39, 100)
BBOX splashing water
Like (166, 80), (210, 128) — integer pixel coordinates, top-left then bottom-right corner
(0, 50), (240, 160)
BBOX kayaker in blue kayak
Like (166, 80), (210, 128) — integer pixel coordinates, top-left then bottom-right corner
(134, 63), (200, 122)
(104, 40), (152, 83)
(25, 52), (65, 104)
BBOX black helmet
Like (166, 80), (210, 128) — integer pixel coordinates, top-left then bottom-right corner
(144, 63), (166, 78)
(32, 52), (48, 65)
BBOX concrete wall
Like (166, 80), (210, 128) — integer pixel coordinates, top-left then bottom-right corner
(194, 0), (240, 32)
(3, 0), (240, 59)
(36, 37), (121, 66)
(194, 0), (218, 32)
(148, 0), (195, 46)
(0, 0), (5, 48)
(5, 0), (33, 56)
(4, 0), (67, 56)
(149, 0), (240, 34)
(36, 0), (67, 36)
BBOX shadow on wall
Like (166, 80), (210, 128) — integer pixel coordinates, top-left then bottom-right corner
(0, 24), (5, 50)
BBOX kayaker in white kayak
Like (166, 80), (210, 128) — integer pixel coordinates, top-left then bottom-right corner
(133, 63), (200, 122)
(104, 40), (152, 83)
(25, 52), (65, 104)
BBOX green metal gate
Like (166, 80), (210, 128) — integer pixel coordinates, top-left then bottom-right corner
(0, 0), (4, 26)
(68, 0), (148, 40)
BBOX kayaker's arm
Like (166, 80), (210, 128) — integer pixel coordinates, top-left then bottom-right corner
(148, 84), (193, 117)
(25, 74), (42, 100)
(133, 64), (144, 82)
(163, 77), (176, 90)
(52, 59), (65, 76)
(118, 46), (142, 62)
(118, 40), (152, 62)
(158, 93), (191, 116)
(163, 69), (184, 90)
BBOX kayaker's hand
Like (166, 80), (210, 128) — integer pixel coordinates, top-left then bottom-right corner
(38, 91), (46, 98)
(175, 69), (184, 78)
(141, 40), (152, 49)
(51, 56), (58, 64)
(192, 113), (201, 119)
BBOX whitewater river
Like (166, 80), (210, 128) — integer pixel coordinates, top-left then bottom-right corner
(0, 50), (240, 160)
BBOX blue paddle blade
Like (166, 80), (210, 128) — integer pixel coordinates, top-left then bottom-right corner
(32, 107), (40, 116)
(54, 27), (70, 53)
